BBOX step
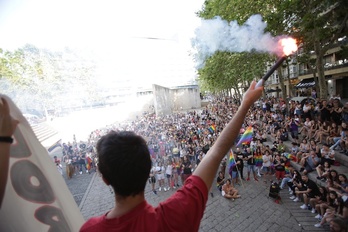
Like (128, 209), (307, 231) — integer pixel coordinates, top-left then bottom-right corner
(265, 134), (348, 188)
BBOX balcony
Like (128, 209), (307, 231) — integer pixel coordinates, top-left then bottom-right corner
(298, 60), (348, 77)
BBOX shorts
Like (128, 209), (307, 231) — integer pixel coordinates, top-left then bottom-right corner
(231, 171), (238, 179)
(291, 131), (299, 139)
(166, 174), (172, 179)
(149, 176), (156, 184)
(157, 173), (165, 180)
(304, 165), (314, 173)
(306, 192), (316, 198)
(247, 165), (256, 172)
(275, 170), (285, 180)
(262, 166), (270, 173)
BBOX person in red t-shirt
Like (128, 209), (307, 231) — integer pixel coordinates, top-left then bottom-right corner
(80, 82), (262, 232)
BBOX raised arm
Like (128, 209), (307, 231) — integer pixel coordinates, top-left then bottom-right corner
(193, 81), (262, 190)
(0, 97), (18, 208)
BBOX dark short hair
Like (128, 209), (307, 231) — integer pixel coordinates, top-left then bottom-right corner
(97, 131), (151, 197)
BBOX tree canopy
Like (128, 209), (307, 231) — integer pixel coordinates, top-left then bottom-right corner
(0, 45), (100, 115)
(195, 0), (348, 98)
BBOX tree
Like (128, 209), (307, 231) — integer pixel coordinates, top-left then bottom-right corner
(195, 0), (292, 98)
(284, 0), (348, 99)
(196, 0), (348, 100)
(0, 45), (100, 115)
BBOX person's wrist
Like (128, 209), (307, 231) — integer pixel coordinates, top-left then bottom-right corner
(0, 136), (13, 144)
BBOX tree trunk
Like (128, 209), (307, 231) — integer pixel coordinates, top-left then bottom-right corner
(314, 40), (328, 99)
(278, 67), (286, 100)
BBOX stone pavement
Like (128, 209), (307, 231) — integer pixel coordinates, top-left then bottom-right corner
(74, 171), (329, 231)
(61, 164), (95, 207)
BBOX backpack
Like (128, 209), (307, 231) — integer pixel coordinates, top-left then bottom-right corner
(269, 182), (281, 200)
(281, 132), (288, 141)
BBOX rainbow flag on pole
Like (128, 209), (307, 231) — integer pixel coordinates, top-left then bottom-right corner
(229, 150), (236, 169)
(236, 126), (253, 147)
(208, 125), (216, 133)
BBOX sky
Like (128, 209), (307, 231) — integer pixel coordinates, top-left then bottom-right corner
(0, 0), (205, 87)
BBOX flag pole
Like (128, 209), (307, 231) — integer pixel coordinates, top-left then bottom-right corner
(230, 149), (245, 189)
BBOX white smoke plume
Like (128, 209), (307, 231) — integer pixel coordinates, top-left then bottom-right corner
(192, 14), (286, 67)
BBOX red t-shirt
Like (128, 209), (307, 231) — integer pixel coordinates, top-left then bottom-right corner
(80, 175), (208, 232)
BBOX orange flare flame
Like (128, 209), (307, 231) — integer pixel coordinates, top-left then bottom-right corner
(280, 38), (298, 56)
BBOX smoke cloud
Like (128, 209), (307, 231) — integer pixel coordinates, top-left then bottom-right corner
(192, 14), (285, 67)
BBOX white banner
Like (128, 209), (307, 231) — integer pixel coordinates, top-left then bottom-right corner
(0, 95), (84, 232)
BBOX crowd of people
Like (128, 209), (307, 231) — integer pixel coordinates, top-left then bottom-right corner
(55, 92), (348, 230)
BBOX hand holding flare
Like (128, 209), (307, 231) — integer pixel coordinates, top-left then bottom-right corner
(256, 38), (298, 88)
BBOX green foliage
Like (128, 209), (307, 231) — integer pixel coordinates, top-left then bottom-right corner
(198, 51), (271, 94)
(196, 0), (348, 98)
(0, 45), (100, 112)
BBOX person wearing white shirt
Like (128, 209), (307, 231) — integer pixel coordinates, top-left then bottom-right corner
(262, 150), (272, 175)
(320, 144), (335, 166)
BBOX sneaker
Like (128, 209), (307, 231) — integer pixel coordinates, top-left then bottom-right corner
(246, 178), (250, 181)
(300, 204), (307, 209)
(86, 170), (88, 173)
(293, 197), (300, 202)
(290, 196), (296, 200)
(173, 186), (176, 189)
(164, 187), (167, 192)
(159, 187), (162, 192)
(153, 190), (157, 195)
(288, 188), (292, 192)
(314, 214), (321, 219)
(311, 209), (316, 214)
(79, 171), (82, 174)
(289, 191), (293, 195)
(257, 173), (262, 177)
(168, 187), (170, 191)
(314, 223), (322, 228)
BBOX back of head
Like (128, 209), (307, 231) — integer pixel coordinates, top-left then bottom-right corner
(97, 131), (151, 197)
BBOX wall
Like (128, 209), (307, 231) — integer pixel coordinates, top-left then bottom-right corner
(153, 84), (200, 116)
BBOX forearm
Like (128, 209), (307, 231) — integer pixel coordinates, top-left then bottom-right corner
(193, 104), (250, 190)
(0, 143), (11, 208)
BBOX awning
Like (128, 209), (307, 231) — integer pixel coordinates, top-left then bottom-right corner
(266, 88), (281, 93)
(295, 78), (315, 88)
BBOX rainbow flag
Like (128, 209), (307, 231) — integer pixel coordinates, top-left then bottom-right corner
(229, 150), (236, 169)
(284, 153), (296, 162)
(236, 126), (253, 147)
(86, 156), (93, 170)
(208, 125), (216, 133)
(254, 151), (263, 167)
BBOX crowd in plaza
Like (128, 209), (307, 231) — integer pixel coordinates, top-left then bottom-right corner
(59, 92), (348, 230)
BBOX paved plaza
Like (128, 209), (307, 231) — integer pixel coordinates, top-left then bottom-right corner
(62, 168), (329, 232)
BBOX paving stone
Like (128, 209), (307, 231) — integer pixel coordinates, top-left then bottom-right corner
(62, 162), (330, 231)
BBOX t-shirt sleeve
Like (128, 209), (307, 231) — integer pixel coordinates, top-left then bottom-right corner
(80, 215), (104, 232)
(156, 175), (208, 232)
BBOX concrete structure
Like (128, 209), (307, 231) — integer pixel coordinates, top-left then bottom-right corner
(153, 84), (201, 116)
